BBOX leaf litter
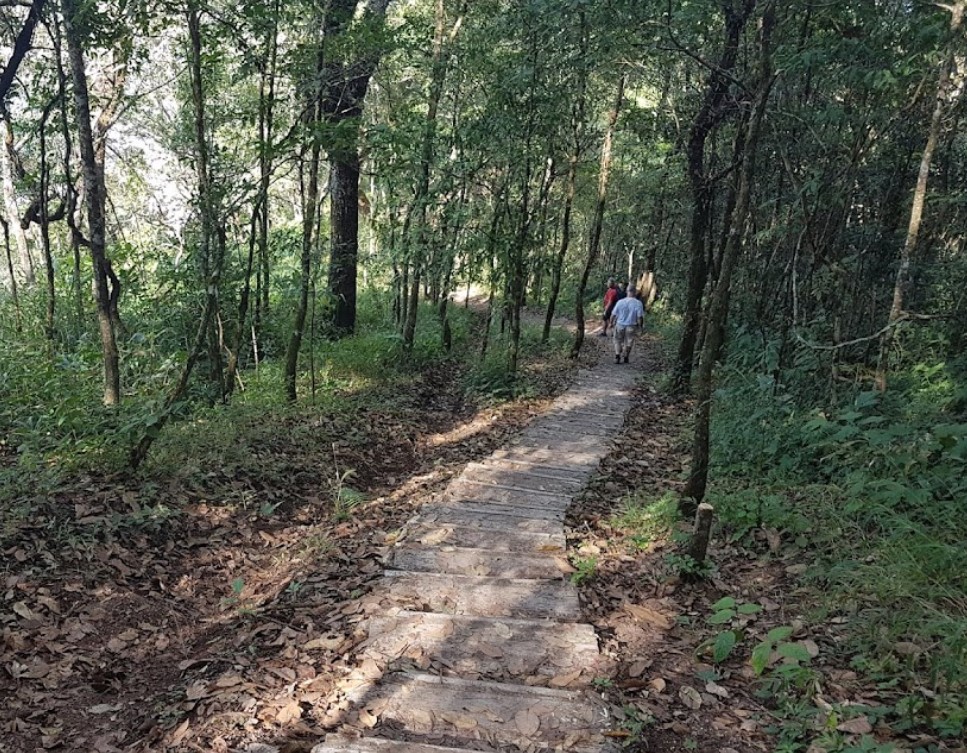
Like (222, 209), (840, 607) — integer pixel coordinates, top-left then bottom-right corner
(0, 344), (580, 753)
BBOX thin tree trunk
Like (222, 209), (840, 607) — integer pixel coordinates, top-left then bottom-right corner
(0, 116), (33, 286)
(402, 0), (463, 350)
(1, 218), (21, 331)
(571, 73), (625, 358)
(285, 106), (322, 403)
(52, 19), (83, 327)
(0, 0), (46, 103)
(228, 11), (278, 395)
(681, 2), (775, 513)
(672, 0), (757, 394)
(542, 12), (588, 343)
(40, 103), (55, 339)
(874, 3), (964, 392)
(63, 0), (120, 405)
(130, 3), (224, 466)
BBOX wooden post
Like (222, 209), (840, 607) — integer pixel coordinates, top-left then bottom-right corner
(687, 502), (715, 569)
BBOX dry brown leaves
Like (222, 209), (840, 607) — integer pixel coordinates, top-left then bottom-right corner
(1, 341), (581, 753)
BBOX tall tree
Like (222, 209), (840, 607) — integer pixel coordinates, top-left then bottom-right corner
(671, 0), (757, 394)
(323, 0), (391, 335)
(874, 1), (965, 392)
(681, 1), (776, 512)
(571, 72), (625, 358)
(62, 0), (120, 406)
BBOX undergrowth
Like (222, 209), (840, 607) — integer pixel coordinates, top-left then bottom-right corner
(705, 327), (967, 743)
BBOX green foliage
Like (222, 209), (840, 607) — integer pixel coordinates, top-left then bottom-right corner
(570, 555), (598, 585)
(707, 335), (967, 735)
(609, 491), (678, 550)
(615, 703), (655, 747)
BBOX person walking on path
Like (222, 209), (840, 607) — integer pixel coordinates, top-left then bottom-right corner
(610, 285), (644, 363)
(600, 278), (619, 336)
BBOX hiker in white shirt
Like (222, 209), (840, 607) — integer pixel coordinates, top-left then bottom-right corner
(609, 287), (644, 364)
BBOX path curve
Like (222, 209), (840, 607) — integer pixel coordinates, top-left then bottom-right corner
(311, 334), (638, 753)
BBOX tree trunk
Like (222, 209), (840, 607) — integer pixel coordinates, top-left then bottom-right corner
(543, 13), (588, 343)
(0, 0), (46, 103)
(0, 118), (33, 286)
(51, 19), (84, 328)
(681, 1), (775, 514)
(227, 0), (278, 396)
(129, 4), (224, 467)
(672, 0), (757, 394)
(1, 218), (21, 331)
(874, 2), (964, 392)
(63, 0), (120, 406)
(329, 153), (360, 333)
(39, 103), (55, 339)
(402, 0), (462, 350)
(285, 107), (322, 403)
(571, 73), (625, 359)
(323, 0), (392, 336)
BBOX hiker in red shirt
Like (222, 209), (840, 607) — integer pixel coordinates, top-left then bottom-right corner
(600, 278), (619, 336)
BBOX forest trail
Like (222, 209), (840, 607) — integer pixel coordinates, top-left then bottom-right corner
(309, 334), (639, 753)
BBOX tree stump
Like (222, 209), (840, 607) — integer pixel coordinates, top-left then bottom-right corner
(687, 502), (715, 571)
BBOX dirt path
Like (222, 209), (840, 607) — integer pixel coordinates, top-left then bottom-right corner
(278, 335), (640, 753)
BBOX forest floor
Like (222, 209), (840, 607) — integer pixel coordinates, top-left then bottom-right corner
(2, 316), (955, 753)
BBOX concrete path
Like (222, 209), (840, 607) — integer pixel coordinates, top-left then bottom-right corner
(312, 335), (638, 753)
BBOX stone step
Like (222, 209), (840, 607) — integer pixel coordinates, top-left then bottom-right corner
(520, 429), (608, 445)
(500, 442), (601, 459)
(390, 544), (572, 579)
(404, 522), (565, 553)
(418, 506), (562, 536)
(532, 420), (613, 436)
(383, 571), (580, 620)
(361, 611), (602, 683)
(482, 453), (594, 477)
(445, 480), (571, 510)
(550, 408), (627, 421)
(460, 468), (584, 494)
(336, 673), (609, 752)
(312, 734), (468, 753)
(434, 499), (567, 522)
(467, 460), (589, 483)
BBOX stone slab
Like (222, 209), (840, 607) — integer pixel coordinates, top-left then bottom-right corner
(382, 572), (580, 621)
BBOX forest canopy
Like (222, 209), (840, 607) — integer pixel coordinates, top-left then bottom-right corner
(1, 0), (966, 748)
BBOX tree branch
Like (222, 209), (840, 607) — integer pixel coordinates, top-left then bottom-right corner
(0, 0), (45, 102)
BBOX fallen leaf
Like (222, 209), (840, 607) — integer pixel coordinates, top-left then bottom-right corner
(627, 660), (651, 677)
(440, 711), (478, 731)
(801, 639), (820, 658)
(679, 685), (702, 710)
(548, 669), (582, 688)
(169, 719), (190, 745)
(12, 602), (36, 621)
(624, 603), (672, 630)
(705, 681), (730, 698)
(515, 708), (541, 736)
(304, 635), (343, 651)
(276, 700), (302, 725)
(477, 642), (504, 658)
(837, 716), (873, 735)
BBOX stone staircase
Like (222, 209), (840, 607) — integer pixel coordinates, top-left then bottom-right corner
(311, 344), (638, 753)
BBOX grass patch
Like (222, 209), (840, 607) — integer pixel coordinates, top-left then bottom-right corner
(610, 491), (679, 551)
(705, 348), (967, 740)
